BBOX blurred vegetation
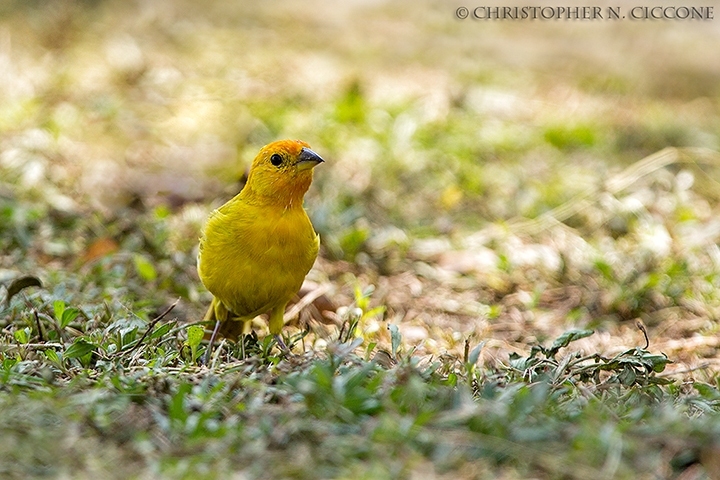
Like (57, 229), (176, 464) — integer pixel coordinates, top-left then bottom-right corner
(2, 0), (720, 478)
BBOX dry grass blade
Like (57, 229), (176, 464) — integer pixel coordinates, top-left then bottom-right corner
(283, 283), (332, 324)
(636, 319), (649, 349)
(604, 147), (680, 193)
(0, 342), (64, 353)
(124, 298), (179, 355)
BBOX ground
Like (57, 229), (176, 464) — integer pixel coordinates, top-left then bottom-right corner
(1, 1), (720, 479)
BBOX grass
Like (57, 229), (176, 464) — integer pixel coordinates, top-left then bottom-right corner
(1, 303), (719, 479)
(2, 0), (720, 478)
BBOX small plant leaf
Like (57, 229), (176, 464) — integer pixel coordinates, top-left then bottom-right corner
(468, 341), (486, 366)
(185, 325), (204, 348)
(641, 352), (672, 373)
(695, 383), (720, 399)
(60, 307), (81, 329)
(547, 329), (594, 357)
(618, 366), (637, 386)
(365, 341), (377, 361)
(44, 349), (62, 366)
(168, 382), (192, 423)
(54, 300), (81, 328)
(5, 275), (43, 305)
(65, 339), (97, 359)
(13, 328), (29, 344)
(148, 322), (175, 341)
(53, 300), (66, 321)
(389, 324), (401, 357)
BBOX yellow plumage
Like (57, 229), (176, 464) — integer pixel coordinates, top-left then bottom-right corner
(197, 139), (323, 359)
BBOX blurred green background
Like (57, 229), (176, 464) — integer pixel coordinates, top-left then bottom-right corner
(2, 0), (718, 231)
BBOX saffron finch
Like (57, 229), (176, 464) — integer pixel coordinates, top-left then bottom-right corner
(197, 139), (324, 362)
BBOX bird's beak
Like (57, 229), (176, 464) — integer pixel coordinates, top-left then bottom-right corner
(296, 147), (324, 171)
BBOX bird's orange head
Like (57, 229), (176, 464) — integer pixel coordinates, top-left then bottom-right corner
(243, 139), (324, 207)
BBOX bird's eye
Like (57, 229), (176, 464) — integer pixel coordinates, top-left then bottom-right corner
(270, 153), (283, 167)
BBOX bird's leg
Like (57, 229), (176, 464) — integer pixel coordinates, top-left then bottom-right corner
(268, 305), (291, 354)
(204, 319), (221, 366)
(239, 318), (253, 359)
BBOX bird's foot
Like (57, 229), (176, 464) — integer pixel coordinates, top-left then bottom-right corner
(274, 334), (291, 355)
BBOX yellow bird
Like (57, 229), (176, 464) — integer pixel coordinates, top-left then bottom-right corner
(197, 139), (324, 362)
